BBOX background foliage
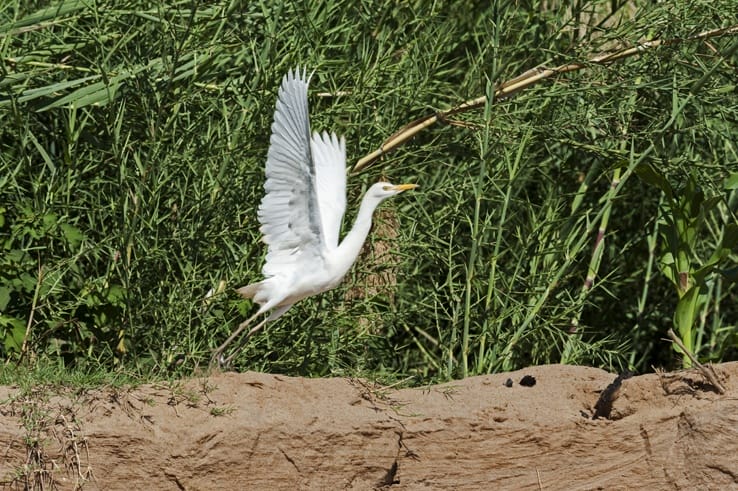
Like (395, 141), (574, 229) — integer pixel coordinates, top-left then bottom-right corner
(1, 0), (737, 383)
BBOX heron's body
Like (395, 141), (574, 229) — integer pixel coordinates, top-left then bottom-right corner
(238, 253), (347, 313)
(238, 185), (387, 314)
(211, 68), (417, 367)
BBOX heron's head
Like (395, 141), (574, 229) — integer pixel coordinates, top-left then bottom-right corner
(369, 182), (419, 200)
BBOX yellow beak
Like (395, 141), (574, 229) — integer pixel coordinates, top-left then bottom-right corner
(391, 183), (419, 192)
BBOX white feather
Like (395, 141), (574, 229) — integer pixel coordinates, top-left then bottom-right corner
(311, 131), (347, 248)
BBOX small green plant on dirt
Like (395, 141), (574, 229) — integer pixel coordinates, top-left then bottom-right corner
(16, 393), (57, 490)
(636, 166), (738, 367)
(166, 382), (202, 409)
(162, 378), (229, 415)
(1, 385), (93, 490)
(209, 405), (235, 417)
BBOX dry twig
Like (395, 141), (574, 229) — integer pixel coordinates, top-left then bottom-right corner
(353, 24), (738, 172)
(667, 329), (726, 394)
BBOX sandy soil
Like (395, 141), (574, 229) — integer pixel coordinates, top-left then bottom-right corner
(1, 362), (736, 490)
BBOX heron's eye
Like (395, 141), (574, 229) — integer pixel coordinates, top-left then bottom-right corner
(382, 185), (391, 191)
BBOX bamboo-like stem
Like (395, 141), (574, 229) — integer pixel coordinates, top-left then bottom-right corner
(18, 259), (43, 365)
(569, 167), (620, 334)
(353, 24), (738, 173)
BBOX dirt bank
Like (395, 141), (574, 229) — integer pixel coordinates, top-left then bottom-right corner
(2, 362), (736, 490)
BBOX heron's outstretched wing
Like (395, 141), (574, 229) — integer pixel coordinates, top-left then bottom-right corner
(258, 68), (324, 277)
(311, 131), (346, 249)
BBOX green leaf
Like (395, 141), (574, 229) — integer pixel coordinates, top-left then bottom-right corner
(658, 251), (678, 285)
(60, 223), (86, 248)
(635, 163), (673, 197)
(0, 287), (10, 311)
(0, 0), (90, 34)
(700, 223), (738, 275)
(28, 133), (57, 174)
(43, 212), (59, 230)
(725, 173), (738, 190)
(722, 224), (738, 250)
(38, 78), (120, 111)
(18, 272), (37, 293)
(17, 75), (100, 104)
(0, 315), (26, 353)
(38, 61), (160, 112)
(106, 285), (126, 304)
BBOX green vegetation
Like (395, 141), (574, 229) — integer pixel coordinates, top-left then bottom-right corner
(1, 0), (737, 385)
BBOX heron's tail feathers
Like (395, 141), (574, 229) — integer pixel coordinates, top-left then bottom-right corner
(236, 281), (263, 299)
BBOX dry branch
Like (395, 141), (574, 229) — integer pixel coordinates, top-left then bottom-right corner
(353, 24), (738, 173)
(667, 328), (726, 394)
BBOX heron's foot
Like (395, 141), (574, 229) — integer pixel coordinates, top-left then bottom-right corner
(209, 350), (232, 371)
(209, 316), (267, 371)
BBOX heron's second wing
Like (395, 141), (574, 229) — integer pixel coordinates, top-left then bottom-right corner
(311, 131), (346, 249)
(258, 68), (324, 277)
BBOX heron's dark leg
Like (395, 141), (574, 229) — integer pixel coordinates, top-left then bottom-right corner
(212, 304), (294, 369)
(219, 302), (296, 366)
(210, 310), (262, 369)
(219, 316), (271, 367)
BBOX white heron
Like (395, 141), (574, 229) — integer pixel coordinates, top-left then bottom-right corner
(211, 68), (417, 367)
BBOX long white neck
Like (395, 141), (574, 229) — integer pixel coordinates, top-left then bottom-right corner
(333, 192), (386, 277)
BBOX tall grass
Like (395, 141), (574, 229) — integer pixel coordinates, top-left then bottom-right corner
(1, 0), (737, 383)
